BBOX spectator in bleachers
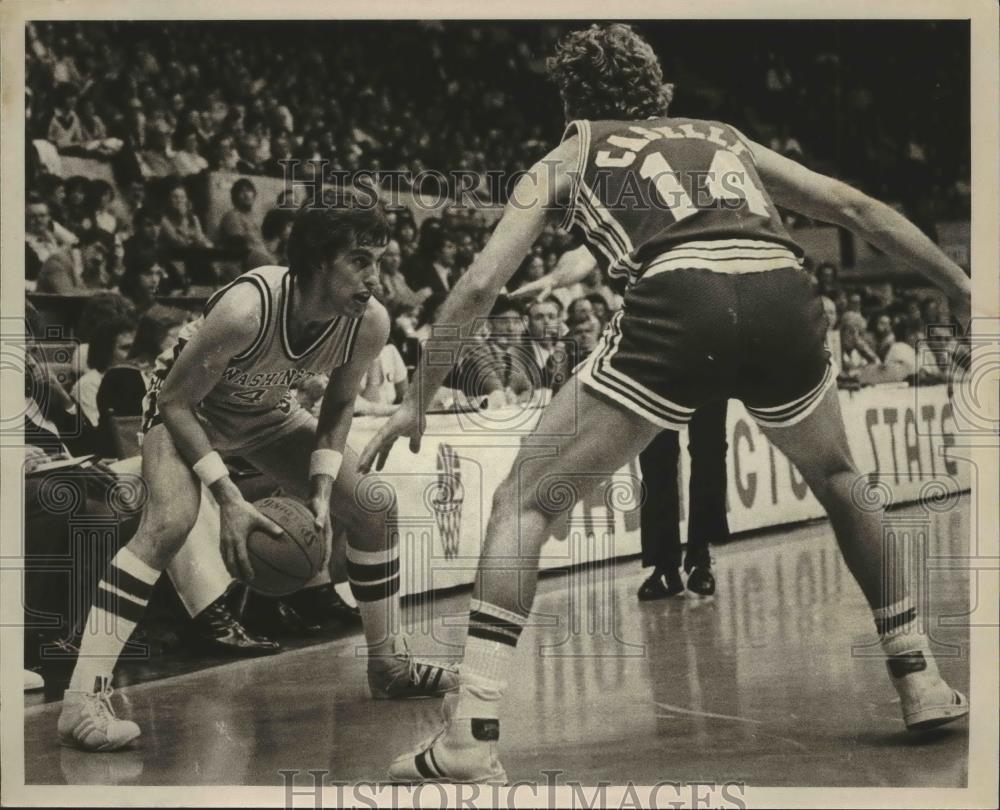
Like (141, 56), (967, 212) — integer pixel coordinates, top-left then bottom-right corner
(838, 310), (879, 380)
(870, 311), (896, 361)
(88, 179), (121, 235)
(261, 129), (293, 178)
(25, 193), (76, 275)
(521, 296), (568, 391)
(46, 83), (84, 149)
(70, 313), (137, 427)
(217, 178), (267, 268)
(355, 342), (410, 416)
(159, 180), (212, 251)
(235, 133), (263, 174)
(378, 238), (425, 310)
(36, 227), (112, 294)
(96, 305), (187, 431)
(855, 319), (921, 386)
(118, 248), (166, 313)
(207, 133), (240, 172)
(139, 122), (177, 178)
(172, 129), (209, 177)
(259, 207), (296, 266)
(566, 296), (595, 328)
(61, 175), (94, 235)
(585, 292), (611, 326)
(409, 227), (458, 296)
(76, 96), (108, 143)
(815, 262), (839, 298)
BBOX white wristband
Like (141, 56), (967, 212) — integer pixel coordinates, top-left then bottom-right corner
(310, 449), (343, 480)
(192, 451), (229, 487)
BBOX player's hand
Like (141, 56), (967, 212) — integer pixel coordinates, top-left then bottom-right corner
(358, 400), (424, 473)
(509, 276), (554, 301)
(219, 499), (283, 582)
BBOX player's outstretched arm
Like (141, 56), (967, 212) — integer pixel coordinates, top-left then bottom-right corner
(509, 244), (597, 301)
(358, 140), (576, 473)
(749, 141), (971, 323)
(156, 282), (283, 578)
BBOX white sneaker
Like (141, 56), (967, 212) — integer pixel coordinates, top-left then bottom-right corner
(388, 695), (507, 784)
(58, 681), (141, 752)
(368, 638), (460, 700)
(887, 651), (969, 731)
(24, 669), (44, 692)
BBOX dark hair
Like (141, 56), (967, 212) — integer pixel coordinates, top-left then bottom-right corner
(286, 192), (390, 280)
(528, 295), (564, 315)
(585, 292), (609, 311)
(261, 207), (295, 241)
(546, 24), (673, 121)
(132, 206), (158, 229)
(75, 292), (135, 343)
(130, 305), (187, 363)
(26, 192), (48, 208)
(53, 82), (79, 108)
(230, 177), (256, 204)
(87, 314), (137, 372)
(419, 226), (456, 260)
(87, 179), (114, 210)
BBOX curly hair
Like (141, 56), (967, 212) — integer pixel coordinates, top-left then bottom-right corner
(546, 24), (674, 122)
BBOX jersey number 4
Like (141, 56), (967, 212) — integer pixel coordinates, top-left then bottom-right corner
(638, 149), (769, 221)
(231, 388), (267, 404)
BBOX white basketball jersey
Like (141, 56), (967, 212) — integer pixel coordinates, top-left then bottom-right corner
(143, 266), (363, 447)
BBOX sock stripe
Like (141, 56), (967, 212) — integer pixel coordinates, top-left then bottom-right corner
(100, 582), (149, 607)
(346, 546), (399, 566)
(350, 577), (400, 603)
(872, 597), (913, 620)
(469, 626), (521, 647)
(347, 557), (400, 583)
(113, 546), (160, 585)
(94, 584), (146, 624)
(108, 566), (156, 601)
(875, 607), (917, 636)
(469, 609), (524, 638)
(430, 667), (444, 692)
(470, 599), (527, 627)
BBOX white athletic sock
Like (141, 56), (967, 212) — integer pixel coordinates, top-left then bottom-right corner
(874, 597), (939, 678)
(69, 546), (160, 692)
(347, 545), (400, 655)
(454, 600), (526, 720)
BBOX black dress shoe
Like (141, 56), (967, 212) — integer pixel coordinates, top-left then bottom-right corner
(637, 568), (685, 601)
(241, 594), (323, 638)
(284, 583), (362, 626)
(686, 566), (716, 596)
(189, 597), (282, 656)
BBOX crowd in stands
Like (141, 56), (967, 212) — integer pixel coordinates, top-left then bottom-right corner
(22, 20), (970, 692)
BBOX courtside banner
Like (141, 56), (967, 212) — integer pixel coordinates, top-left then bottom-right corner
(344, 383), (969, 596)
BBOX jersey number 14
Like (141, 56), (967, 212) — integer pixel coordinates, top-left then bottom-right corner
(637, 149), (770, 221)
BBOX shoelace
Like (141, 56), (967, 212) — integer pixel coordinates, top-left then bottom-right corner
(85, 684), (119, 724)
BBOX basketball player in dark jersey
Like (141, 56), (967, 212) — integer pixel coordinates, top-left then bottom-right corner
(58, 198), (458, 753)
(360, 25), (971, 782)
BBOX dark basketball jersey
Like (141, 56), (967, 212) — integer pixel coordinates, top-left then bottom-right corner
(560, 117), (804, 283)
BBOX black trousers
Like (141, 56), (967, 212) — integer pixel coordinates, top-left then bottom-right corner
(638, 399), (730, 571)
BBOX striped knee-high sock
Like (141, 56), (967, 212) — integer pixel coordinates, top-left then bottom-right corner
(68, 546), (159, 692)
(875, 597), (939, 678)
(347, 545), (400, 654)
(454, 599), (527, 720)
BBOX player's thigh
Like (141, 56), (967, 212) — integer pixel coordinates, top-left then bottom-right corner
(136, 423), (202, 543)
(498, 380), (661, 513)
(757, 384), (857, 488)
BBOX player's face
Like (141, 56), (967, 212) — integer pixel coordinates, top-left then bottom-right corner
(316, 241), (387, 317)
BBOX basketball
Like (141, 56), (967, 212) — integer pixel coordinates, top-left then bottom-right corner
(245, 496), (326, 596)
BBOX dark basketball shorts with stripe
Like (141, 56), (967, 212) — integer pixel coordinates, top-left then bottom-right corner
(576, 264), (834, 430)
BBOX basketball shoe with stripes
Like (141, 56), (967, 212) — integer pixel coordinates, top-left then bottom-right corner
(388, 694), (507, 784)
(58, 679), (141, 752)
(368, 638), (460, 700)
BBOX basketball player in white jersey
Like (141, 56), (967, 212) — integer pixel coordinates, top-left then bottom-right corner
(58, 196), (458, 752)
(361, 25), (971, 782)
